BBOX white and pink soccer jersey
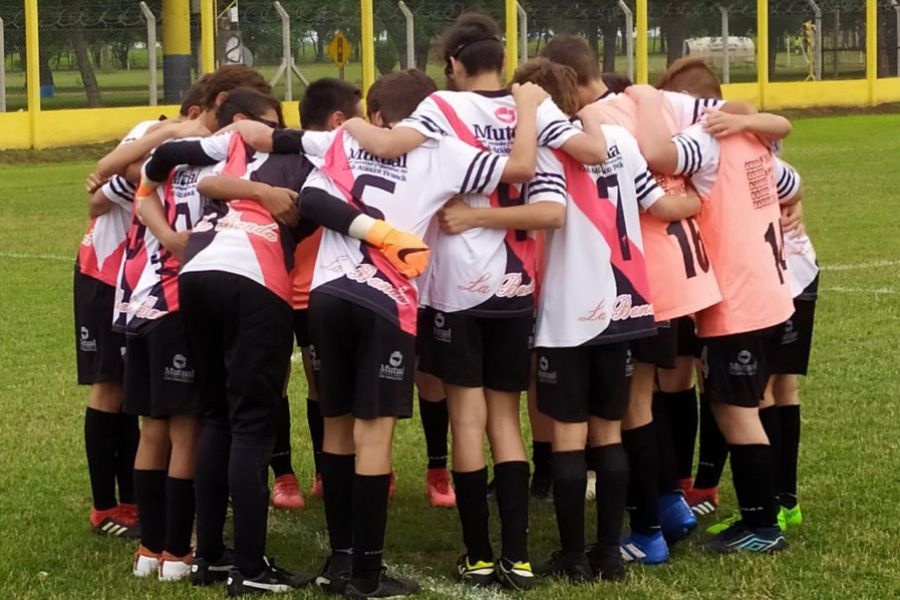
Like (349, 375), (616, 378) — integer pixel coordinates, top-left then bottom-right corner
(534, 125), (662, 348)
(304, 129), (509, 336)
(398, 90), (581, 316)
(76, 120), (157, 287)
(774, 157), (819, 299)
(662, 91), (725, 130)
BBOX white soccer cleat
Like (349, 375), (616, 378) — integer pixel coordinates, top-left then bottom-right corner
(158, 552), (193, 581)
(133, 546), (161, 578)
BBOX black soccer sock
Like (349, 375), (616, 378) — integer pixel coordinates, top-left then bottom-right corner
(419, 396), (449, 470)
(622, 424), (662, 536)
(452, 468), (493, 563)
(777, 405), (801, 508)
(588, 444), (629, 549)
(662, 387), (699, 480)
(307, 398), (325, 475)
(321, 452), (355, 554)
(164, 476), (195, 557)
(271, 395), (294, 477)
(350, 474), (391, 593)
(194, 417), (231, 561)
(84, 407), (120, 511)
(133, 469), (167, 553)
(532, 441), (552, 480)
(693, 396), (728, 489)
(230, 435), (276, 578)
(552, 451), (587, 557)
(759, 405), (782, 503)
(651, 394), (683, 495)
(729, 444), (778, 529)
(493, 461), (530, 563)
(115, 412), (140, 505)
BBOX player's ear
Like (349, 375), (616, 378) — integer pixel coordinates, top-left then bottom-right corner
(187, 105), (203, 120)
(330, 111), (347, 128)
(214, 91), (229, 107)
(371, 111), (386, 128)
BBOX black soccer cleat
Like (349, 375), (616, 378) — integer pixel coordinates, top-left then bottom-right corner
(529, 472), (553, 501)
(495, 557), (537, 591)
(587, 543), (625, 582)
(343, 570), (419, 599)
(535, 550), (594, 583)
(190, 548), (235, 586)
(704, 521), (787, 554)
(455, 554), (496, 587)
(315, 553), (353, 595)
(226, 560), (309, 597)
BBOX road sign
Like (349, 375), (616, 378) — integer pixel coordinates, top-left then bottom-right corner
(327, 30), (353, 70)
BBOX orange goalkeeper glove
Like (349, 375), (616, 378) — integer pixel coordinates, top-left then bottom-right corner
(365, 220), (430, 279)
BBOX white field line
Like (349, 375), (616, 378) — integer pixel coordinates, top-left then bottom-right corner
(820, 260), (900, 272)
(0, 251), (71, 262)
(823, 286), (898, 295)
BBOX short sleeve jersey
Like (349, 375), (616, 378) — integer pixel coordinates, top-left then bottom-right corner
(304, 129), (509, 335)
(113, 137), (213, 334)
(76, 119), (158, 287)
(673, 126), (795, 336)
(774, 158), (818, 299)
(398, 90), (581, 316)
(534, 126), (662, 348)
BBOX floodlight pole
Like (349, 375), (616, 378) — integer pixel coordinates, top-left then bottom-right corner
(517, 2), (527, 65)
(271, 1), (309, 101)
(719, 5), (730, 84)
(806, 0), (823, 80)
(398, 1), (414, 70)
(139, 2), (158, 106)
(618, 0), (634, 82)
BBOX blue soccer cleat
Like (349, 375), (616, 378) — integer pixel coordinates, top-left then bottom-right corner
(619, 531), (670, 565)
(659, 492), (698, 543)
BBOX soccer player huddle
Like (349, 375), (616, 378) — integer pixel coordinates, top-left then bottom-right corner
(74, 12), (820, 599)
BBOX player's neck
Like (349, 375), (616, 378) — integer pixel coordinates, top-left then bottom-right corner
(585, 79), (609, 103)
(458, 72), (505, 93)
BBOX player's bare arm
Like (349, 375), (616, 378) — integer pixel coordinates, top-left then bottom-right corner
(196, 175), (300, 227)
(703, 109), (792, 143)
(558, 104), (607, 166)
(87, 187), (114, 219)
(646, 186), (702, 222)
(499, 82), (547, 183)
(134, 187), (189, 261)
(342, 117), (428, 159)
(96, 119), (210, 179)
(629, 85), (680, 175)
(437, 196), (564, 235)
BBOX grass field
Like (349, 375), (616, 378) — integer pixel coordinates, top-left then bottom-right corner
(1, 113), (899, 599)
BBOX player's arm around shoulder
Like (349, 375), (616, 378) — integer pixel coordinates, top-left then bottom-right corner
(135, 189), (188, 261)
(627, 84), (680, 176)
(342, 117), (427, 159)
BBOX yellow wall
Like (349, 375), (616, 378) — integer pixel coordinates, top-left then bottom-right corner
(0, 112), (33, 150)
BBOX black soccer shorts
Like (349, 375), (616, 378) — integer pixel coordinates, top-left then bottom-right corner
(675, 315), (703, 359)
(630, 319), (678, 369)
(700, 327), (778, 408)
(418, 307), (532, 392)
(293, 308), (311, 348)
(535, 342), (632, 422)
(74, 271), (125, 385)
(309, 292), (415, 420)
(768, 297), (817, 376)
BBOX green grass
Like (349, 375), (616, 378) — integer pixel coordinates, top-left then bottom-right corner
(1, 114), (899, 599)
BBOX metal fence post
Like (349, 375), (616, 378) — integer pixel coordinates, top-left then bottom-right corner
(618, 0), (634, 82)
(719, 5), (730, 84)
(398, 1), (414, 70)
(517, 2), (527, 65)
(0, 16), (6, 113)
(139, 3), (158, 106)
(806, 1), (822, 80)
(270, 1), (310, 101)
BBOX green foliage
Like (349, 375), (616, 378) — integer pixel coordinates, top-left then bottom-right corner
(375, 39), (399, 75)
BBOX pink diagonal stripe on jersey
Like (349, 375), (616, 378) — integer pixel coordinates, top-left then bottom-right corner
(555, 150), (651, 300)
(322, 130), (418, 336)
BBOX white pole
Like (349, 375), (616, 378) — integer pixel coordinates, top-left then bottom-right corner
(398, 1), (414, 70)
(807, 0), (822, 80)
(517, 2), (527, 65)
(274, 1), (293, 101)
(618, 0), (634, 81)
(719, 5), (730, 84)
(139, 2), (157, 107)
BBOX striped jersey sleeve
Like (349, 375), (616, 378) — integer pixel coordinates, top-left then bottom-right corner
(672, 124), (719, 197)
(525, 148), (567, 205)
(662, 91), (726, 130)
(536, 99), (581, 149)
(399, 96), (450, 141)
(773, 157), (802, 204)
(619, 133), (665, 210)
(101, 175), (136, 209)
(439, 137), (508, 196)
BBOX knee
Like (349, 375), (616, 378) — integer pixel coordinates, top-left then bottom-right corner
(89, 382), (124, 412)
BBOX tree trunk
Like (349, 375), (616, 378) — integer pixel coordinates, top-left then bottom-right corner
(72, 27), (102, 107)
(662, 16), (686, 66)
(601, 16), (618, 74)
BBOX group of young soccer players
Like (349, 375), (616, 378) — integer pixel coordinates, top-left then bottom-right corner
(74, 11), (819, 598)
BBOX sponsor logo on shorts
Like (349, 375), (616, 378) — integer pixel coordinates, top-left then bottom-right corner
(164, 353), (195, 384)
(536, 355), (558, 385)
(309, 345), (322, 371)
(432, 312), (452, 343)
(379, 351), (406, 381)
(728, 349), (758, 377)
(781, 319), (799, 345)
(79, 326), (97, 352)
(625, 349), (635, 377)
(700, 346), (710, 379)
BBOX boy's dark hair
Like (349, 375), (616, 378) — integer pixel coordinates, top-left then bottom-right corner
(203, 64), (272, 109)
(540, 35), (600, 86)
(657, 57), (723, 100)
(366, 69), (437, 124)
(300, 78), (362, 130)
(441, 12), (504, 77)
(512, 58), (580, 116)
(180, 74), (210, 116)
(216, 87), (284, 129)
(601, 72), (633, 94)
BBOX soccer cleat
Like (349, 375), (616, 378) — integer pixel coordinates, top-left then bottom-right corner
(119, 503), (139, 522)
(426, 468), (456, 508)
(190, 548), (236, 586)
(529, 471), (552, 501)
(706, 513), (740, 535)
(314, 553), (353, 595)
(272, 474), (306, 510)
(91, 506), (139, 539)
(704, 521), (787, 554)
(779, 503), (803, 528)
(620, 531), (670, 565)
(343, 570), (420, 599)
(364, 221), (430, 279)
(585, 470), (597, 502)
(310, 474), (324, 499)
(496, 558), (537, 591)
(680, 478), (694, 494)
(455, 555), (495, 587)
(133, 545), (161, 578)
(226, 560), (308, 597)
(659, 492), (698, 542)
(686, 486), (719, 517)
(535, 551), (594, 583)
(159, 551), (193, 581)
(587, 544), (625, 582)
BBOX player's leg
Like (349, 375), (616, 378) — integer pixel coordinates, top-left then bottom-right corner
(271, 362), (304, 511)
(773, 374), (802, 526)
(526, 354), (554, 500)
(587, 414), (629, 582)
(689, 369), (728, 517)
(416, 369), (455, 507)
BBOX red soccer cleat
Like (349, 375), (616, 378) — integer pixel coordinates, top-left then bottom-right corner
(685, 486), (719, 517)
(272, 474), (306, 510)
(425, 468), (456, 508)
(91, 505), (139, 539)
(309, 474), (324, 499)
(680, 478), (694, 495)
